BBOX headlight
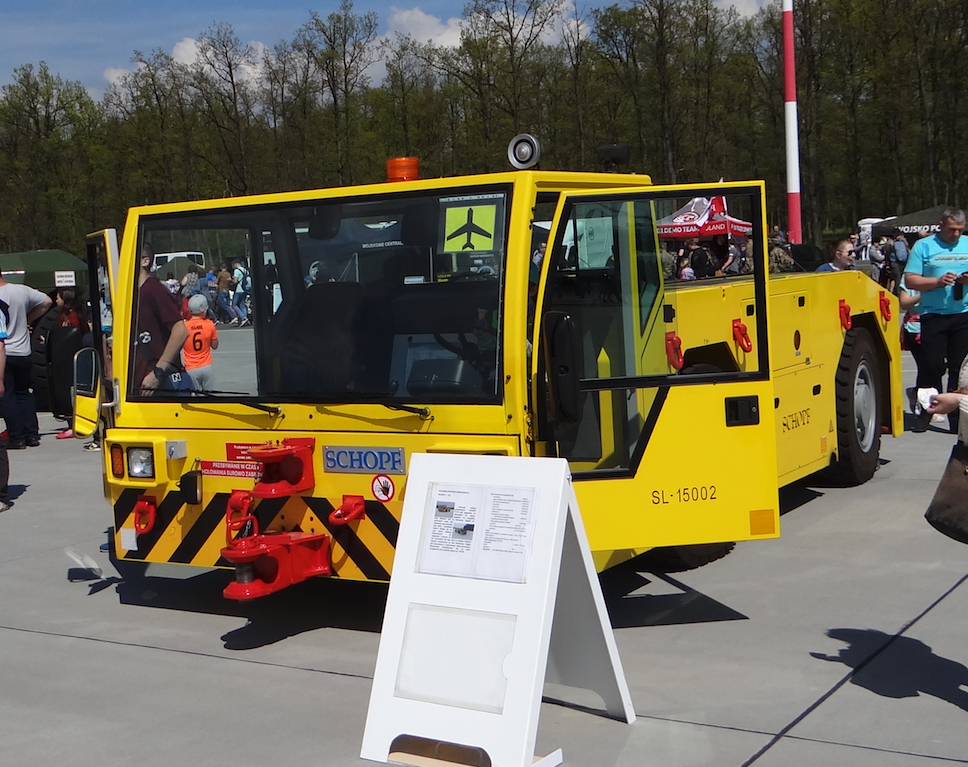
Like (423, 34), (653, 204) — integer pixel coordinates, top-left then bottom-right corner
(127, 447), (155, 479)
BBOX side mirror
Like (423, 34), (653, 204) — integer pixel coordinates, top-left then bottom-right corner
(542, 311), (582, 424)
(74, 347), (99, 398)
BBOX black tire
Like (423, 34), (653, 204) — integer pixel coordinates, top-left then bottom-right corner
(637, 542), (736, 573)
(828, 327), (881, 484)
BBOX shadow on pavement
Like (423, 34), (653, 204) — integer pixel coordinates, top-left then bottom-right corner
(600, 563), (747, 628)
(811, 627), (968, 712)
(89, 536), (744, 644)
(779, 482), (825, 515)
(220, 578), (388, 649)
(97, 557), (389, 648)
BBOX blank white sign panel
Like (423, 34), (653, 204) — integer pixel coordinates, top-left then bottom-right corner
(395, 604), (516, 714)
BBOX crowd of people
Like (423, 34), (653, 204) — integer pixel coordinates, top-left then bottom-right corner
(811, 209), (968, 438)
(159, 259), (251, 327)
(135, 247), (254, 397)
(662, 234), (755, 281)
(660, 228), (803, 281)
(813, 227), (920, 292)
(0, 246), (254, 513)
(657, 210), (968, 443)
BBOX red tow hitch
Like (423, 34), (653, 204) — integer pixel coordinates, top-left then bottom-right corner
(133, 496), (157, 535)
(247, 438), (316, 497)
(329, 494), (366, 525)
(220, 438), (333, 601)
(879, 290), (892, 322)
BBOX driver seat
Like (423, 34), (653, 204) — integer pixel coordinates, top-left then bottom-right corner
(278, 282), (364, 393)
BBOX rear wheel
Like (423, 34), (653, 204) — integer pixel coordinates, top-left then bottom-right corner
(828, 328), (881, 484)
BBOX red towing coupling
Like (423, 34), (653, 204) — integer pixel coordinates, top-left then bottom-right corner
(329, 494), (366, 526)
(220, 438), (332, 601)
(732, 318), (753, 353)
(665, 331), (683, 370)
(839, 299), (852, 330)
(133, 496), (157, 535)
(248, 437), (315, 497)
(879, 290), (892, 322)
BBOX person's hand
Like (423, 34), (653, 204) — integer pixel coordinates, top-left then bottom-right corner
(938, 271), (958, 287)
(956, 272), (968, 285)
(927, 391), (964, 415)
(141, 370), (160, 395)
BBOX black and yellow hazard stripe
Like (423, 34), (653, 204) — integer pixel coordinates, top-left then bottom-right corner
(172, 493), (233, 565)
(305, 497), (399, 581)
(113, 490), (401, 582)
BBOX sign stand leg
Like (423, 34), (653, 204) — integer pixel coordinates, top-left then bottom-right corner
(545, 503), (636, 723)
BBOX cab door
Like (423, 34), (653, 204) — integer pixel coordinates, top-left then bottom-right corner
(532, 183), (779, 553)
(73, 229), (119, 437)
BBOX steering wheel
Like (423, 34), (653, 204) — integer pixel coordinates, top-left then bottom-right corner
(433, 331), (480, 363)
(447, 267), (498, 282)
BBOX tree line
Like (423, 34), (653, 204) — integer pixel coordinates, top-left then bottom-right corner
(0, 0), (964, 257)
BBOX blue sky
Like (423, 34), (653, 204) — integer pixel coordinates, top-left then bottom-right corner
(0, 0), (764, 99)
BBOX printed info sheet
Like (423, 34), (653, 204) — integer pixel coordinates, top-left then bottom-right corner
(417, 483), (537, 583)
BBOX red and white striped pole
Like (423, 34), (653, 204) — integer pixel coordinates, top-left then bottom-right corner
(783, 0), (802, 244)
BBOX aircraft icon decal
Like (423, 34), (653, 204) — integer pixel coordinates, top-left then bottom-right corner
(444, 205), (495, 251)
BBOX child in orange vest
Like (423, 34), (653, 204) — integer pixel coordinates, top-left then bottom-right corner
(183, 294), (219, 391)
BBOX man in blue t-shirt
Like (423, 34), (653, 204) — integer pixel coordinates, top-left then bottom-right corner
(904, 208), (968, 432)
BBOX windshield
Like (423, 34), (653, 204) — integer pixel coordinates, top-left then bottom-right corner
(130, 186), (509, 404)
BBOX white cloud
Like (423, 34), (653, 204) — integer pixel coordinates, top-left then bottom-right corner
(103, 36), (268, 89)
(171, 37), (200, 65)
(386, 6), (463, 48)
(240, 41), (269, 84)
(103, 66), (131, 87)
(719, 0), (766, 17)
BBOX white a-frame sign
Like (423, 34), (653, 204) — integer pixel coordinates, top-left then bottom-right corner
(361, 454), (635, 767)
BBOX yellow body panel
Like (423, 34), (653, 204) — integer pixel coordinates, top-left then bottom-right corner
(667, 270), (901, 485)
(574, 377), (779, 551)
(85, 169), (902, 586)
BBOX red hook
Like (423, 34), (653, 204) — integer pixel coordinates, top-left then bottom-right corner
(879, 290), (892, 322)
(329, 494), (366, 526)
(133, 496), (157, 535)
(839, 299), (852, 330)
(732, 319), (753, 353)
(665, 331), (684, 370)
(225, 490), (258, 544)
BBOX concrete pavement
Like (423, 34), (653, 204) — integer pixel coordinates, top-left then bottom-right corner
(2, 370), (967, 766)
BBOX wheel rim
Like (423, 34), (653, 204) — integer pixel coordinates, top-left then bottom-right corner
(853, 359), (877, 452)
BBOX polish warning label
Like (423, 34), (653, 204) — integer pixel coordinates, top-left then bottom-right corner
(200, 460), (262, 479)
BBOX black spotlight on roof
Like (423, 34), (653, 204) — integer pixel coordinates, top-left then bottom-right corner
(508, 134), (541, 170)
(597, 143), (630, 172)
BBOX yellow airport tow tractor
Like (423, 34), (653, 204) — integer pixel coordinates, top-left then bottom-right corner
(74, 136), (902, 600)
